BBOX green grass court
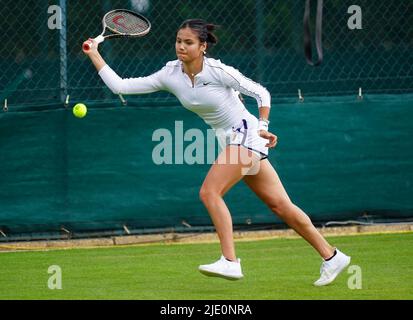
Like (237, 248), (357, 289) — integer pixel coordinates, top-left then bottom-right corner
(0, 232), (412, 300)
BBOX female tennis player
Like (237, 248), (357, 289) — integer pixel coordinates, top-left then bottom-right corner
(83, 19), (350, 286)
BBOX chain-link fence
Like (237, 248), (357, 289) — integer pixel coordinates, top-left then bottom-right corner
(1, 0), (413, 107)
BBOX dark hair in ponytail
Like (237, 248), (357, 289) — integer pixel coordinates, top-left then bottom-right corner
(179, 19), (219, 49)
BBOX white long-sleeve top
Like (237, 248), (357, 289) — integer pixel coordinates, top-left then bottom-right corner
(98, 57), (271, 130)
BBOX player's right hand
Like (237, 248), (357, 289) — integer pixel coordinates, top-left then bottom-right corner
(82, 38), (98, 54)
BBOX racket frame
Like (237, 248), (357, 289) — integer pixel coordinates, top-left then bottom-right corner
(84, 9), (151, 49)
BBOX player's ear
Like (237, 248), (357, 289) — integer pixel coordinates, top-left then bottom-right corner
(201, 42), (207, 54)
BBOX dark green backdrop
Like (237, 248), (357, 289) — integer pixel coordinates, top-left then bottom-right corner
(1, 95), (412, 238)
(1, 0), (413, 239)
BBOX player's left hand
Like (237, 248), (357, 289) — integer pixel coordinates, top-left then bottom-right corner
(259, 130), (278, 148)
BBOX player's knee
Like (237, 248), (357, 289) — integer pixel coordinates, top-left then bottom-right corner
(269, 199), (293, 217)
(199, 187), (221, 204)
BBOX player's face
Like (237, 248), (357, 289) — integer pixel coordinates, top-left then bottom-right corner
(176, 28), (206, 63)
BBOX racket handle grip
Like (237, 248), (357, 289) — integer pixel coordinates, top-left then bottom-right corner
(94, 35), (105, 44)
(82, 35), (105, 51)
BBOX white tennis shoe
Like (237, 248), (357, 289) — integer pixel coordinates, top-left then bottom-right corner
(199, 255), (244, 280)
(314, 249), (351, 286)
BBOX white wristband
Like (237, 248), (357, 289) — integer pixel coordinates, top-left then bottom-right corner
(258, 119), (269, 131)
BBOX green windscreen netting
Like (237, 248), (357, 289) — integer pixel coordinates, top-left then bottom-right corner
(1, 1), (412, 240)
(1, 95), (412, 239)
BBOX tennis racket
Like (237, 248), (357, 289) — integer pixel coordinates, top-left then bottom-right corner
(83, 9), (151, 51)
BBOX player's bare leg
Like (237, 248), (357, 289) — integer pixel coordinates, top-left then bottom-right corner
(242, 159), (334, 259)
(199, 145), (259, 261)
(242, 159), (351, 285)
(198, 145), (259, 279)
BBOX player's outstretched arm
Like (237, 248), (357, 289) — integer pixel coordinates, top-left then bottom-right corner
(81, 38), (165, 95)
(82, 39), (106, 72)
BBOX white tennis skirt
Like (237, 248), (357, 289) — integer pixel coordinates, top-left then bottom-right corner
(215, 116), (269, 160)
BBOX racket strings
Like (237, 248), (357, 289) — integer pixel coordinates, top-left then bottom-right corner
(105, 11), (149, 35)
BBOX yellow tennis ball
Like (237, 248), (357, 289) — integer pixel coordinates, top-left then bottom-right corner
(73, 103), (87, 118)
